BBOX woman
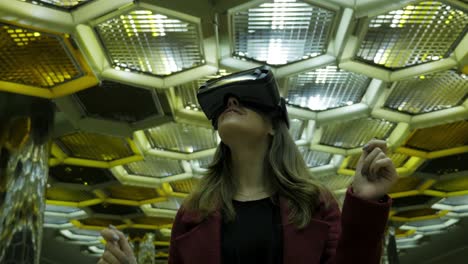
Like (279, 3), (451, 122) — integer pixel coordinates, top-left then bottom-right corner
(99, 71), (397, 264)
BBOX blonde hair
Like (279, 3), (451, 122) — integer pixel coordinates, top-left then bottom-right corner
(184, 118), (328, 229)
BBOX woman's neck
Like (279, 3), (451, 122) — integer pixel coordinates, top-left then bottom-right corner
(229, 139), (272, 199)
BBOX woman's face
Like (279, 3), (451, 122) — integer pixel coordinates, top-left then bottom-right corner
(217, 97), (274, 144)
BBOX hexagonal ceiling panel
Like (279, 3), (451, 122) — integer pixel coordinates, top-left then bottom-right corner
(95, 9), (204, 76)
(357, 1), (468, 69)
(0, 23), (83, 88)
(231, 0), (335, 65)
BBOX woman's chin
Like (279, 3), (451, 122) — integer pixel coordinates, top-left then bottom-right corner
(218, 120), (263, 143)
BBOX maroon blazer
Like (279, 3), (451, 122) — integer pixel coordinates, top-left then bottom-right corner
(168, 188), (391, 264)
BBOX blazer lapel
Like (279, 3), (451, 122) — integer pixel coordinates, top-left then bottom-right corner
(173, 210), (222, 264)
(280, 197), (330, 264)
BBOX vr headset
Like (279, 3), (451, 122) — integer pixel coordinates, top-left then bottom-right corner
(197, 66), (289, 129)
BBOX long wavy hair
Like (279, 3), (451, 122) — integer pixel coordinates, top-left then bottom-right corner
(183, 116), (329, 229)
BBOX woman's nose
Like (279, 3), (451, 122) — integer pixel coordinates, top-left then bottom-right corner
(226, 97), (239, 107)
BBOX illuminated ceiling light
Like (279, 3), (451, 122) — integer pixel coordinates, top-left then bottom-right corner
(432, 195), (468, 211)
(74, 81), (164, 123)
(145, 123), (218, 153)
(60, 229), (101, 241)
(17, 0), (93, 10)
(357, 1), (468, 69)
(396, 233), (424, 243)
(170, 178), (198, 193)
(385, 70), (468, 114)
(45, 204), (87, 219)
(0, 23), (84, 87)
(124, 156), (184, 178)
(46, 204), (82, 214)
(56, 132), (134, 161)
(106, 185), (160, 201)
(400, 218), (459, 231)
(152, 197), (184, 210)
(405, 121), (468, 151)
(88, 245), (105, 254)
(232, 0), (335, 65)
(287, 66), (370, 111)
(320, 118), (396, 149)
(176, 70), (231, 111)
(49, 165), (115, 185)
(95, 9), (204, 76)
(299, 146), (332, 168)
(289, 119), (306, 141)
(191, 156), (213, 172)
(44, 215), (70, 225)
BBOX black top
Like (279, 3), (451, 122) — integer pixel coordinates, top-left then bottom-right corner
(221, 196), (283, 264)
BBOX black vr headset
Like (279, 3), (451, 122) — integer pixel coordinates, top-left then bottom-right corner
(197, 66), (289, 130)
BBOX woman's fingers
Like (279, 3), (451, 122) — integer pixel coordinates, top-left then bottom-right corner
(109, 225), (134, 256)
(369, 152), (389, 179)
(106, 241), (128, 261)
(361, 147), (383, 177)
(101, 228), (120, 243)
(102, 249), (120, 264)
(363, 139), (388, 154)
(97, 259), (108, 264)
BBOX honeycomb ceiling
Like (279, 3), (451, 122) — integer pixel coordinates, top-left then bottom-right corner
(0, 0), (467, 261)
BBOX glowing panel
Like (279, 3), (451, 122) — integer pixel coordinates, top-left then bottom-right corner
(18, 0), (93, 10)
(320, 118), (396, 149)
(287, 66), (370, 111)
(289, 119), (305, 141)
(124, 156), (184, 178)
(357, 1), (468, 69)
(56, 132), (134, 161)
(96, 9), (204, 76)
(385, 71), (468, 114)
(170, 178), (198, 193)
(405, 120), (468, 151)
(145, 123), (218, 153)
(0, 23), (83, 88)
(299, 146), (332, 168)
(232, 0), (335, 65)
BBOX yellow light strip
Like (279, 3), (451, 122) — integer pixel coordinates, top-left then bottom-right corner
(428, 146), (468, 159)
(0, 81), (53, 99)
(389, 190), (420, 198)
(141, 197), (168, 205)
(79, 199), (104, 207)
(170, 192), (188, 198)
(397, 146), (468, 159)
(105, 198), (140, 206)
(395, 229), (416, 238)
(51, 138), (143, 169)
(390, 210), (449, 222)
(51, 75), (99, 98)
(418, 179), (436, 191)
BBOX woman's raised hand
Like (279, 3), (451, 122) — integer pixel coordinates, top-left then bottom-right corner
(352, 139), (398, 201)
(98, 225), (137, 264)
